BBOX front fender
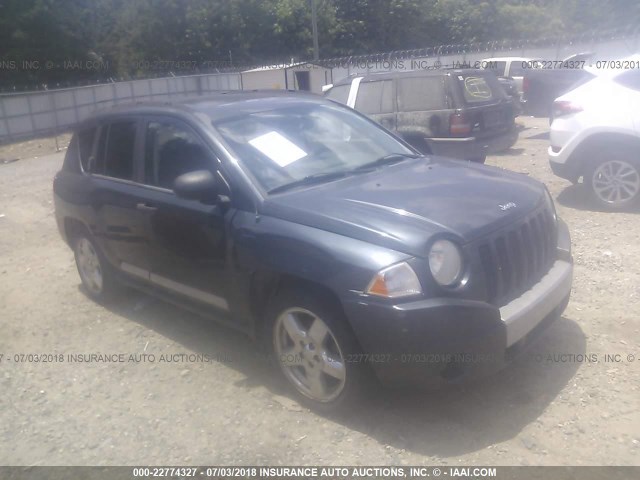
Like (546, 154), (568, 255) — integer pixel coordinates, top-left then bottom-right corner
(560, 127), (640, 166)
(228, 211), (412, 325)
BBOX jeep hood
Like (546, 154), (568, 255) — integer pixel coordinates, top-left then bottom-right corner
(262, 157), (546, 256)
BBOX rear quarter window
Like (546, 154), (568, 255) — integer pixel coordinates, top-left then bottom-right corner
(62, 126), (97, 173)
(62, 134), (80, 173)
(397, 76), (447, 112)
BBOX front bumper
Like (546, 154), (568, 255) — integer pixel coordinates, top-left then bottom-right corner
(501, 259), (572, 346)
(549, 146), (579, 183)
(343, 228), (573, 388)
(427, 127), (519, 161)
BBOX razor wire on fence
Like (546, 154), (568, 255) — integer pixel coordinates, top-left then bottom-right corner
(1, 24), (639, 143)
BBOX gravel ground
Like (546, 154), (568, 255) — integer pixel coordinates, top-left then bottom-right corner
(0, 116), (638, 466)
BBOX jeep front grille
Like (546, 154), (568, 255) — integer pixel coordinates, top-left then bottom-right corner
(478, 206), (557, 307)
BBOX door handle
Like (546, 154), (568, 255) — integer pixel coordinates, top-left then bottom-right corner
(136, 203), (158, 212)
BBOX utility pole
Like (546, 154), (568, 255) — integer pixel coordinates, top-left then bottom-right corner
(311, 0), (320, 60)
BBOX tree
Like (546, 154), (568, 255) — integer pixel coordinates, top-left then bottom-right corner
(1, 0), (638, 88)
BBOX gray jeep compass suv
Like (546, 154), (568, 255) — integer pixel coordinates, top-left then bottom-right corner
(53, 91), (572, 410)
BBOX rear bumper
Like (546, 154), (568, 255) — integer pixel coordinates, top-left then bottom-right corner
(427, 127), (519, 161)
(343, 223), (573, 388)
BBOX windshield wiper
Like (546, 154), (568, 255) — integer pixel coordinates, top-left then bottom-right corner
(267, 153), (424, 194)
(268, 170), (354, 194)
(353, 152), (424, 171)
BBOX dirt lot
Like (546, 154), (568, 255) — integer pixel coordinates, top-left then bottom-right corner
(0, 117), (638, 466)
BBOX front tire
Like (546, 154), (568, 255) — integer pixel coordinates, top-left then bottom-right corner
(265, 288), (369, 412)
(586, 153), (640, 211)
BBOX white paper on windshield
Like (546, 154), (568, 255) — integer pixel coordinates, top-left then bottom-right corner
(248, 131), (307, 167)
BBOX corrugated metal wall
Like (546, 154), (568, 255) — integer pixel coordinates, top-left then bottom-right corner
(0, 73), (242, 142)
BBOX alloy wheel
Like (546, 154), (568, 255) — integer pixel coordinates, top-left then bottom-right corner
(591, 160), (640, 207)
(273, 307), (347, 403)
(76, 237), (103, 295)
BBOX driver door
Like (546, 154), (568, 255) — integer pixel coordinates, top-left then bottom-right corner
(139, 117), (230, 312)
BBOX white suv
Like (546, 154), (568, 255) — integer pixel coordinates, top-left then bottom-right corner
(548, 63), (640, 210)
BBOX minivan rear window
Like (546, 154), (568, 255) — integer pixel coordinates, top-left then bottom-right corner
(456, 74), (500, 104)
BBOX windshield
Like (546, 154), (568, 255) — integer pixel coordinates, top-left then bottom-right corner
(213, 102), (414, 192)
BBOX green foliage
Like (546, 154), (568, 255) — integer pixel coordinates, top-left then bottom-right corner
(0, 0), (637, 88)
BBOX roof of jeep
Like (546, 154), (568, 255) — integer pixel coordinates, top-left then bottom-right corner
(79, 90), (325, 126)
(331, 68), (491, 86)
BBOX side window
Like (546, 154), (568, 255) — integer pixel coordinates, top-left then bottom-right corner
(78, 127), (97, 172)
(508, 61), (526, 77)
(355, 80), (393, 114)
(488, 61), (507, 75)
(144, 121), (212, 189)
(325, 84), (350, 105)
(397, 76), (447, 112)
(97, 121), (137, 180)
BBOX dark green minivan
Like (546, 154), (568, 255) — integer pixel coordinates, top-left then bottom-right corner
(325, 69), (519, 163)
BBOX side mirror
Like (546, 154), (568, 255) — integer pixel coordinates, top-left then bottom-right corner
(173, 170), (219, 204)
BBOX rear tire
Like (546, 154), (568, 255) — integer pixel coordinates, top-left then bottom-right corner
(585, 150), (640, 211)
(264, 287), (370, 412)
(73, 232), (119, 303)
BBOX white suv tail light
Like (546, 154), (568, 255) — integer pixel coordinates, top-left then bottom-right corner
(552, 100), (583, 119)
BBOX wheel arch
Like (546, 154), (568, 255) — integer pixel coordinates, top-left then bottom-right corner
(569, 132), (640, 179)
(63, 217), (91, 247)
(229, 214), (409, 344)
(249, 271), (351, 342)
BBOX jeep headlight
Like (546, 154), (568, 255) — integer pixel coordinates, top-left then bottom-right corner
(428, 239), (463, 286)
(366, 262), (422, 298)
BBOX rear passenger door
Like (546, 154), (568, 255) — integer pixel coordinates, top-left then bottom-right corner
(354, 80), (396, 132)
(90, 118), (153, 279)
